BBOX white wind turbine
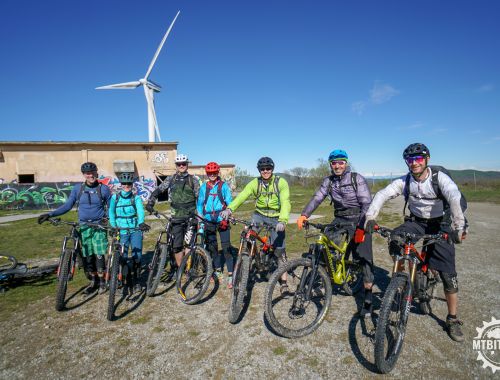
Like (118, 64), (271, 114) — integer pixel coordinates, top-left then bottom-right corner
(96, 10), (180, 142)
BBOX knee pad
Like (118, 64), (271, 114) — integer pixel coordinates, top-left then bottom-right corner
(84, 256), (96, 273)
(96, 255), (105, 273)
(439, 272), (458, 294)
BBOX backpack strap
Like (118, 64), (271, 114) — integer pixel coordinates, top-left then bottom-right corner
(256, 176), (281, 208)
(402, 173), (411, 216)
(113, 192), (137, 219)
(75, 182), (86, 211)
(202, 180), (227, 219)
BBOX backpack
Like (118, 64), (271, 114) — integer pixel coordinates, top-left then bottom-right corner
(112, 192), (137, 219)
(402, 165), (468, 219)
(327, 172), (358, 205)
(202, 181), (227, 217)
(256, 176), (281, 208)
(168, 173), (195, 193)
(75, 182), (108, 212)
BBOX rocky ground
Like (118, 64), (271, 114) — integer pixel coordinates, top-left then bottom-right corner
(1, 198), (499, 379)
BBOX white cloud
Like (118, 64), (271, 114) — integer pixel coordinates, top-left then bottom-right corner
(399, 121), (424, 130)
(351, 101), (367, 115)
(476, 84), (494, 93)
(427, 128), (448, 136)
(352, 81), (400, 114)
(370, 81), (400, 104)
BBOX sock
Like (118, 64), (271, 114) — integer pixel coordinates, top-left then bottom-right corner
(447, 314), (457, 320)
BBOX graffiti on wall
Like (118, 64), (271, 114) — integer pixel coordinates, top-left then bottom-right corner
(0, 177), (157, 210)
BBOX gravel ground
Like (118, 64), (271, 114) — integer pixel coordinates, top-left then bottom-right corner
(1, 198), (499, 379)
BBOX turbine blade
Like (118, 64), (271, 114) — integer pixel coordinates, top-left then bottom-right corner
(95, 81), (141, 90)
(144, 10), (180, 80)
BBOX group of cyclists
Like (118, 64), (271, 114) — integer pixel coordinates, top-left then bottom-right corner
(37, 142), (467, 343)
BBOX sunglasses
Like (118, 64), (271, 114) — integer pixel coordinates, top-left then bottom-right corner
(405, 156), (426, 165)
(121, 182), (133, 186)
(259, 167), (273, 172)
(207, 172), (219, 176)
(330, 160), (346, 166)
(176, 162), (187, 167)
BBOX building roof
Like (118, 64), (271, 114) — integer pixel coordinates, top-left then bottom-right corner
(0, 141), (178, 149)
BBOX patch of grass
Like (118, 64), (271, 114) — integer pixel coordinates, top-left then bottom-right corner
(152, 326), (164, 333)
(341, 355), (354, 365)
(116, 336), (131, 347)
(303, 357), (319, 368)
(272, 345), (287, 355)
(187, 330), (200, 337)
(130, 316), (151, 325)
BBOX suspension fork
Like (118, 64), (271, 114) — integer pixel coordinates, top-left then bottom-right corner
(302, 244), (322, 301)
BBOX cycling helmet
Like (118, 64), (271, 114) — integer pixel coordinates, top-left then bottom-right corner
(328, 149), (348, 162)
(205, 162), (220, 174)
(175, 154), (188, 164)
(403, 143), (430, 159)
(257, 157), (275, 170)
(81, 162), (97, 173)
(119, 172), (135, 184)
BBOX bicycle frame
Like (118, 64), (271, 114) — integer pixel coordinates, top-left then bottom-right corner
(233, 219), (274, 272)
(52, 220), (81, 280)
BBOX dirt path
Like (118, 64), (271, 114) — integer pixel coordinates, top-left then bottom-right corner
(1, 200), (499, 379)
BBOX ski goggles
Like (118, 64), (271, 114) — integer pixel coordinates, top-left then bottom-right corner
(405, 156), (426, 165)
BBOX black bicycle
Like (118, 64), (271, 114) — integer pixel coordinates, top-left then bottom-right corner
(46, 218), (88, 311)
(104, 225), (144, 321)
(146, 211), (176, 297)
(228, 218), (279, 324)
(372, 225), (448, 373)
(176, 214), (213, 305)
(0, 254), (58, 292)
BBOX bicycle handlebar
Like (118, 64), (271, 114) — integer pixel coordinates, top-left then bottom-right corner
(48, 218), (142, 233)
(229, 217), (275, 231)
(373, 224), (448, 242)
(304, 220), (356, 232)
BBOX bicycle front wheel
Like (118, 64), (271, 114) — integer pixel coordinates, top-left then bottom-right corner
(107, 252), (120, 321)
(228, 253), (250, 324)
(264, 257), (332, 338)
(374, 274), (410, 374)
(55, 249), (73, 311)
(176, 246), (213, 304)
(146, 243), (168, 297)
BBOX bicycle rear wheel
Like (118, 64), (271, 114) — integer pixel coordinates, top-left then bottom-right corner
(419, 270), (439, 315)
(176, 246), (213, 304)
(264, 257), (332, 338)
(107, 252), (120, 321)
(374, 274), (410, 373)
(228, 253), (250, 324)
(55, 249), (73, 312)
(342, 261), (363, 296)
(146, 243), (168, 297)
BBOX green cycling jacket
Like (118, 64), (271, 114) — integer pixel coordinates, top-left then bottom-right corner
(228, 175), (291, 223)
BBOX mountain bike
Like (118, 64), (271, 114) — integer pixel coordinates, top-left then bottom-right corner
(146, 211), (177, 297)
(264, 221), (363, 338)
(0, 254), (58, 292)
(105, 225), (145, 321)
(176, 214), (214, 305)
(228, 217), (279, 324)
(46, 218), (87, 311)
(372, 225), (448, 374)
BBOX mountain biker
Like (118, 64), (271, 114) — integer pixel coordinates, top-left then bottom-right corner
(108, 172), (150, 294)
(145, 154), (200, 269)
(296, 149), (375, 317)
(364, 143), (467, 342)
(220, 157), (291, 292)
(196, 162), (234, 288)
(37, 162), (112, 295)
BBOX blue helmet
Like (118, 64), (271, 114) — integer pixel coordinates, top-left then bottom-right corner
(328, 149), (348, 162)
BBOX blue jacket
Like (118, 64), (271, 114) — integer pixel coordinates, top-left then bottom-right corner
(197, 180), (232, 223)
(108, 190), (145, 229)
(49, 182), (111, 223)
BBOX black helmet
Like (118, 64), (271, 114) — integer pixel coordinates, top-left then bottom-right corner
(257, 157), (275, 170)
(403, 143), (430, 159)
(119, 172), (135, 184)
(81, 162), (98, 173)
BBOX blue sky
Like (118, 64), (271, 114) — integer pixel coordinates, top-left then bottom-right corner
(0, 0), (499, 176)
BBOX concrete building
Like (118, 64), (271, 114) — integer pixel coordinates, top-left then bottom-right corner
(0, 141), (235, 209)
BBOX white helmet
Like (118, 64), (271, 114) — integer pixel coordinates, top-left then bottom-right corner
(175, 154), (188, 164)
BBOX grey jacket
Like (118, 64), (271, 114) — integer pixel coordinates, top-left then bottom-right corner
(301, 167), (372, 224)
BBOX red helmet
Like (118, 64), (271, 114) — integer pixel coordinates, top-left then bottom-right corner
(205, 162), (220, 174)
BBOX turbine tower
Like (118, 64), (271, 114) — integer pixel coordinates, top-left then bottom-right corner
(96, 10), (180, 142)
